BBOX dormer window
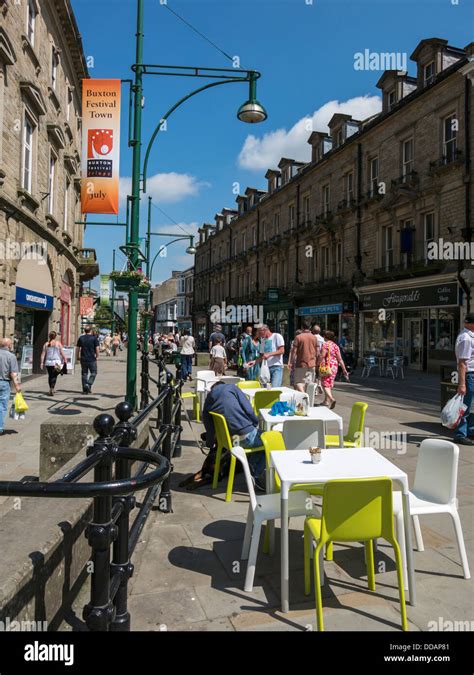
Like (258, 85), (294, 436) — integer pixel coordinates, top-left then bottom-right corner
(388, 89), (396, 110)
(424, 61), (435, 86)
(336, 129), (343, 147)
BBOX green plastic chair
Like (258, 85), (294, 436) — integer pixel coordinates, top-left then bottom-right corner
(303, 477), (408, 632)
(325, 402), (368, 447)
(237, 380), (261, 389)
(254, 390), (282, 415)
(209, 412), (264, 502)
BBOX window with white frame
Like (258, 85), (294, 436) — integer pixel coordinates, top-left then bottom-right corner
(63, 177), (70, 230)
(178, 277), (185, 294)
(402, 138), (414, 178)
(22, 112), (35, 192)
(26, 0), (37, 46)
(443, 114), (457, 163)
(388, 89), (396, 110)
(424, 213), (436, 259)
(303, 195), (310, 223)
(51, 46), (59, 91)
(289, 204), (295, 229)
(345, 172), (354, 202)
(424, 61), (435, 86)
(369, 157), (379, 196)
(335, 242), (342, 277)
(322, 185), (330, 216)
(382, 225), (394, 270)
(321, 246), (330, 279)
(48, 150), (57, 214)
(66, 87), (73, 123)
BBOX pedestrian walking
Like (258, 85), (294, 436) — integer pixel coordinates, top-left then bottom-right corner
(76, 326), (100, 394)
(288, 319), (320, 392)
(0, 338), (21, 435)
(103, 333), (112, 356)
(209, 324), (226, 351)
(247, 324), (285, 387)
(179, 329), (195, 381)
(210, 337), (227, 376)
(241, 326), (261, 381)
(318, 331), (349, 409)
(454, 314), (474, 445)
(111, 333), (121, 356)
(40, 331), (66, 396)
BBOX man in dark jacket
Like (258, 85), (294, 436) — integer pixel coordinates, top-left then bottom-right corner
(203, 382), (266, 488)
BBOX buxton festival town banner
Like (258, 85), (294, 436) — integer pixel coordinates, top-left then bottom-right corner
(81, 79), (121, 214)
(100, 275), (111, 307)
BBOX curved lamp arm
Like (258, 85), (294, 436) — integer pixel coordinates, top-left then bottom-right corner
(142, 76), (256, 193)
(149, 237), (192, 280)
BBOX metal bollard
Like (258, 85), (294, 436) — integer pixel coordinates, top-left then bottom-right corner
(173, 379), (183, 458)
(158, 373), (174, 513)
(140, 352), (149, 410)
(83, 414), (118, 632)
(110, 402), (136, 632)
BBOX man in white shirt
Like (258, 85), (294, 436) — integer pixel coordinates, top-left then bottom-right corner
(248, 324), (285, 387)
(454, 314), (474, 445)
(311, 322), (325, 349)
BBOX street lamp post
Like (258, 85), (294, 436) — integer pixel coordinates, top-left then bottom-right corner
(123, 0), (267, 407)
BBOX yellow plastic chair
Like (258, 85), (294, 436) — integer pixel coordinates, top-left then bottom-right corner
(181, 392), (200, 422)
(209, 412), (264, 502)
(254, 390), (282, 415)
(325, 401), (368, 447)
(237, 380), (261, 389)
(303, 477), (408, 632)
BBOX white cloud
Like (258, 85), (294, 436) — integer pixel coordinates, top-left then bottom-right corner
(119, 172), (210, 204)
(238, 95), (382, 170)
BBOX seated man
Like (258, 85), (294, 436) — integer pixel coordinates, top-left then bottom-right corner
(202, 381), (266, 490)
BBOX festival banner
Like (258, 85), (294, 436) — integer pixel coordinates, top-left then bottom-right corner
(100, 275), (111, 307)
(81, 79), (121, 214)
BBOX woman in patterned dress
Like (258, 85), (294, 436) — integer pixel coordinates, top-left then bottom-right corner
(318, 331), (349, 409)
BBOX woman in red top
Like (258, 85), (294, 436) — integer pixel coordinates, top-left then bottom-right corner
(318, 331), (349, 409)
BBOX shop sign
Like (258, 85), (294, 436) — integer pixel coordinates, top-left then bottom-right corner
(359, 283), (459, 311)
(15, 286), (53, 311)
(298, 303), (343, 316)
(267, 288), (279, 302)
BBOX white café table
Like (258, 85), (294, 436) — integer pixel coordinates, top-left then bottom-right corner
(259, 406), (344, 446)
(269, 446), (415, 613)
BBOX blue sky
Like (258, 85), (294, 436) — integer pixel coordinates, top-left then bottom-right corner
(72, 0), (473, 287)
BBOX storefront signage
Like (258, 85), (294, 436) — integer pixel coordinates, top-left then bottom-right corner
(298, 303), (343, 316)
(359, 283), (459, 311)
(267, 288), (279, 302)
(81, 79), (121, 215)
(15, 286), (53, 311)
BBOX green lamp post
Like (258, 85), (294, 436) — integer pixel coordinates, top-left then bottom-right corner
(123, 0), (267, 408)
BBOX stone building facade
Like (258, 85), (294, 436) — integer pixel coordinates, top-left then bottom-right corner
(0, 0), (98, 372)
(194, 38), (474, 373)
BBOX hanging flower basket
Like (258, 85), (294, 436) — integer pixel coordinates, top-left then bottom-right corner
(110, 270), (145, 290)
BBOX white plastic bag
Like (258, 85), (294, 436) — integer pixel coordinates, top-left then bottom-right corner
(259, 360), (271, 386)
(441, 394), (467, 429)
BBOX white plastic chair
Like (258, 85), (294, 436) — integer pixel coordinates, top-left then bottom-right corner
(386, 357), (405, 379)
(220, 376), (242, 384)
(393, 438), (470, 588)
(306, 382), (322, 406)
(282, 418), (326, 449)
(361, 356), (379, 377)
(196, 370), (220, 412)
(231, 445), (318, 592)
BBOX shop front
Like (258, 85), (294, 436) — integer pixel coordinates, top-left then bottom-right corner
(358, 278), (460, 372)
(14, 256), (54, 373)
(263, 290), (294, 353)
(296, 301), (356, 353)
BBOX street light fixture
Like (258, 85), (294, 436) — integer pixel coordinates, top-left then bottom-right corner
(237, 72), (268, 123)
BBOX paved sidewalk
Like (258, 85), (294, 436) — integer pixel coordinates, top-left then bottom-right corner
(62, 366), (474, 632)
(0, 355), (132, 488)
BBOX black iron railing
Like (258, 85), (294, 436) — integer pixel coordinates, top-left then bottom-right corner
(0, 359), (184, 631)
